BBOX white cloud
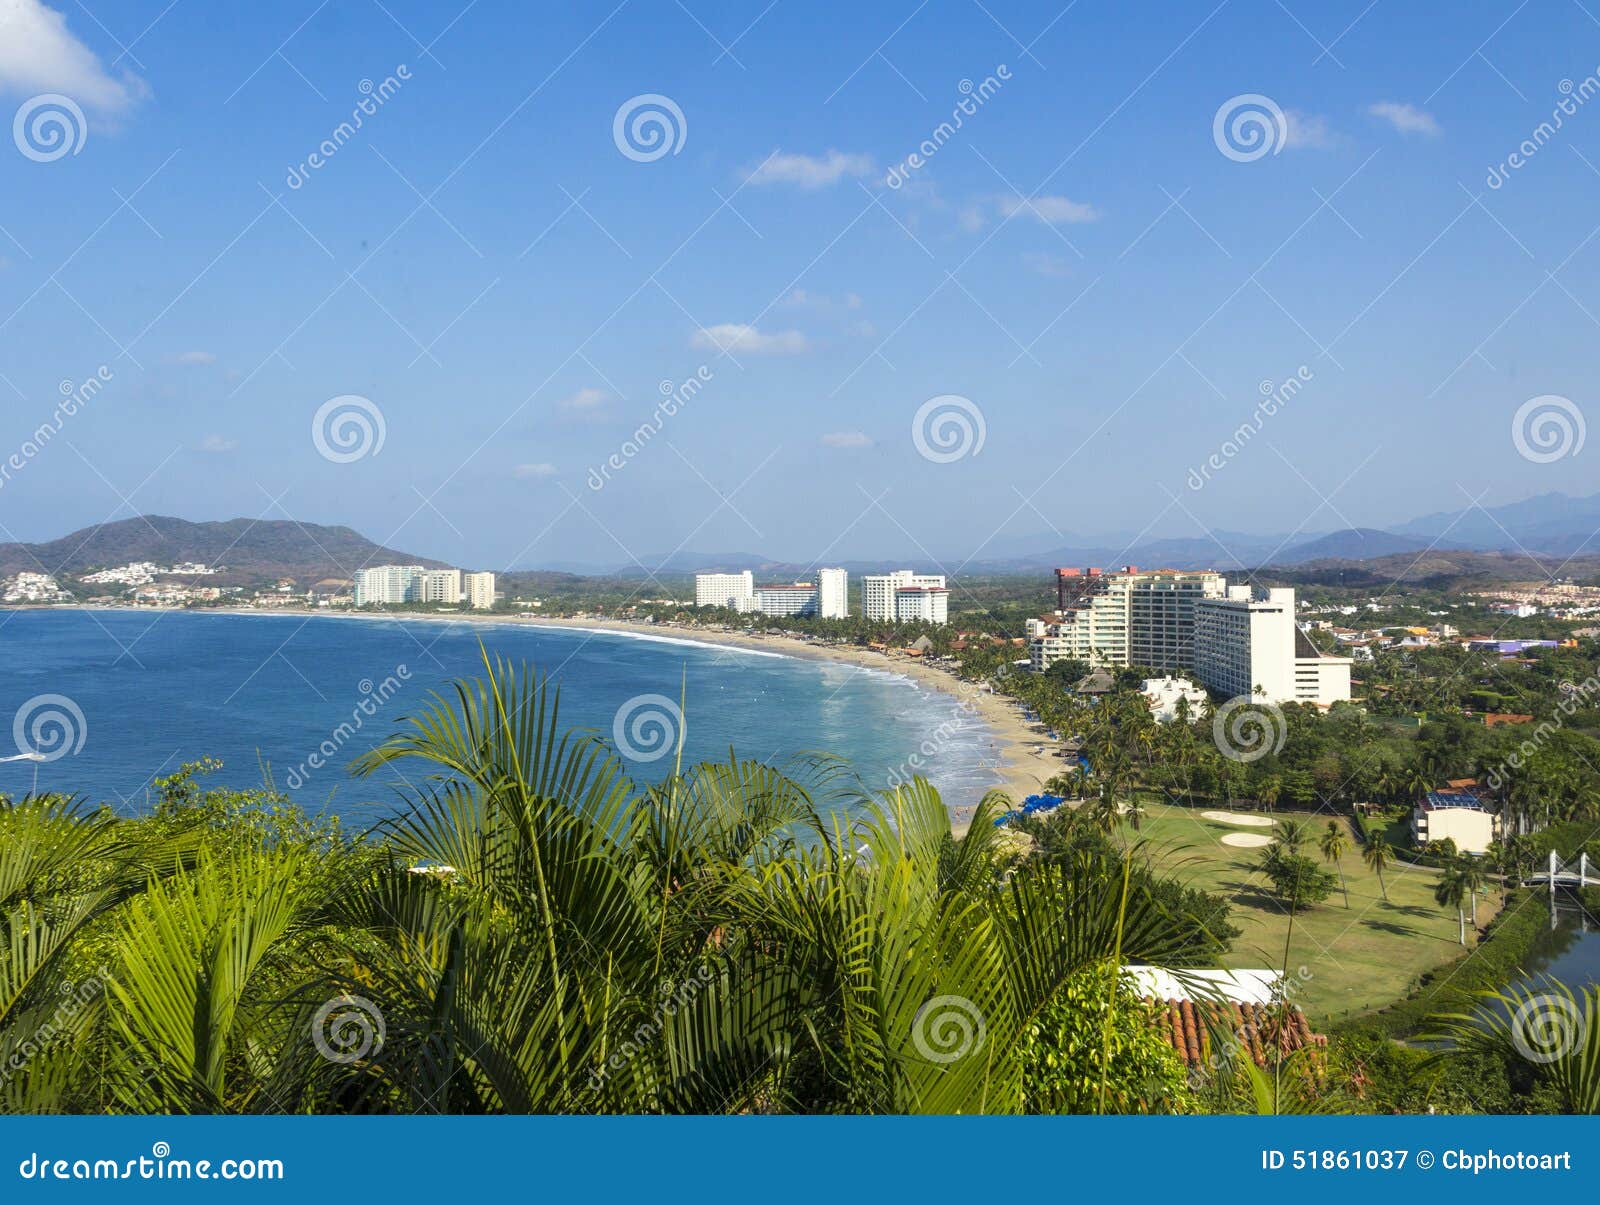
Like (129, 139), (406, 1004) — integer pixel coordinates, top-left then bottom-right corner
(559, 387), (609, 410)
(197, 435), (237, 453)
(746, 149), (875, 189)
(1283, 111), (1334, 149)
(821, 430), (872, 449)
(999, 195), (1099, 224)
(515, 462), (558, 478)
(0, 1), (147, 115)
(691, 323), (809, 355)
(1368, 101), (1440, 137)
(170, 350), (216, 366)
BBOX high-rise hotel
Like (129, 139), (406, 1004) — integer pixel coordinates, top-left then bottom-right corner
(1027, 567), (1350, 707)
(692, 568), (849, 619)
(353, 565), (496, 610)
(861, 570), (949, 624)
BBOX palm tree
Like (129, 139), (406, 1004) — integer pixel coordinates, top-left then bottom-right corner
(1319, 820), (1351, 908)
(1430, 980), (1600, 1114)
(1273, 819), (1309, 856)
(1363, 832), (1393, 902)
(1433, 860), (1470, 946)
(1457, 854), (1486, 928)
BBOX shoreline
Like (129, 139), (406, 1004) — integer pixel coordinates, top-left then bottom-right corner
(10, 605), (1063, 835)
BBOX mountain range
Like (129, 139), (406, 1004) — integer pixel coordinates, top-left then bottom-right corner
(3, 490), (1597, 586)
(0, 517), (447, 585)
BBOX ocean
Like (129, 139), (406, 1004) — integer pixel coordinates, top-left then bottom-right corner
(0, 608), (1000, 827)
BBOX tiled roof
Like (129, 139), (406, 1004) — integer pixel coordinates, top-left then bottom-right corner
(1150, 999), (1326, 1069)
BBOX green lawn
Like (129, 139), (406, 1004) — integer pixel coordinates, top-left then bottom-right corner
(1127, 801), (1498, 1025)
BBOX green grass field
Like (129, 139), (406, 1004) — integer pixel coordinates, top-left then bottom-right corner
(1128, 801), (1498, 1025)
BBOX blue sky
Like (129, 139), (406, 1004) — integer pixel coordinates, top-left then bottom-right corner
(1, 0), (1597, 570)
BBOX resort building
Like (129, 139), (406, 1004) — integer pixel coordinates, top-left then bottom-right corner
(417, 569), (462, 604)
(694, 571), (755, 609)
(1411, 788), (1498, 854)
(1192, 586), (1352, 707)
(745, 582), (823, 617)
(1026, 567), (1225, 672)
(861, 571), (950, 625)
(1141, 676), (1209, 723)
(464, 571), (497, 610)
(817, 567), (849, 619)
(353, 565), (427, 606)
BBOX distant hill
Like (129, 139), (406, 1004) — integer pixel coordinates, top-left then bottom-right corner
(0, 517), (448, 585)
(1266, 548), (1600, 588)
(1268, 528), (1439, 564)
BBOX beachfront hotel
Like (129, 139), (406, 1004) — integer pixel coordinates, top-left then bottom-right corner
(692, 569), (850, 618)
(354, 565), (497, 610)
(1027, 568), (1351, 707)
(861, 571), (950, 624)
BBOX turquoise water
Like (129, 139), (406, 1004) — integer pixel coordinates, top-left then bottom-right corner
(0, 609), (1000, 826)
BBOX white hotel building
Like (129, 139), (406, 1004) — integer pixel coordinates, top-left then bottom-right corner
(861, 571), (949, 625)
(1026, 568), (1350, 708)
(1192, 586), (1351, 708)
(693, 569), (849, 619)
(354, 565), (496, 610)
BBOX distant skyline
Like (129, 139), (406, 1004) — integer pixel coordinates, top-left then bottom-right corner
(1, 0), (1597, 572)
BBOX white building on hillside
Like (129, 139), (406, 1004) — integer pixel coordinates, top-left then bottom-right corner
(817, 567), (849, 619)
(694, 571), (755, 609)
(1192, 586), (1352, 707)
(464, 571), (496, 610)
(861, 571), (949, 624)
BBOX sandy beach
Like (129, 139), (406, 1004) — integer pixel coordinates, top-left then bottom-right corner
(17, 605), (1064, 836)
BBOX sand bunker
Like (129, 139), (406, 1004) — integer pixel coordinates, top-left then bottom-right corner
(1220, 832), (1275, 848)
(1201, 810), (1275, 827)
